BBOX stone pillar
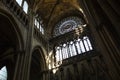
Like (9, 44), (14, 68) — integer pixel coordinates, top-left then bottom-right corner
(13, 51), (25, 80)
(78, 0), (120, 80)
(22, 9), (34, 80)
(13, 9), (34, 80)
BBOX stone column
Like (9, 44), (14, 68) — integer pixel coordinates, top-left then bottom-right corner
(78, 0), (120, 80)
(13, 9), (34, 80)
(22, 9), (34, 80)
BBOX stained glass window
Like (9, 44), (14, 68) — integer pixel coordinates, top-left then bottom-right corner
(54, 17), (84, 37)
(55, 36), (93, 61)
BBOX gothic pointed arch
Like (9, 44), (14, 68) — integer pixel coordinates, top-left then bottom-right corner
(30, 46), (47, 80)
(0, 9), (24, 80)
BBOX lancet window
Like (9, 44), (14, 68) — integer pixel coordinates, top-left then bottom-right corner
(34, 17), (44, 34)
(16, 0), (28, 13)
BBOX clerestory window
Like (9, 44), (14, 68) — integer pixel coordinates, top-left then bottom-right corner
(34, 17), (44, 34)
(53, 16), (93, 62)
(16, 0), (28, 13)
(23, 1), (28, 13)
(53, 16), (84, 37)
(16, 0), (22, 6)
(55, 36), (93, 61)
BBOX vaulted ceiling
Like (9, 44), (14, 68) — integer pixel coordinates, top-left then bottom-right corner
(27, 0), (83, 36)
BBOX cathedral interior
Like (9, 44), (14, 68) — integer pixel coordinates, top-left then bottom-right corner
(0, 0), (120, 80)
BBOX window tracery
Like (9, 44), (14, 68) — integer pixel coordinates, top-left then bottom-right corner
(34, 17), (44, 34)
(55, 36), (93, 62)
(53, 16), (93, 62)
(54, 17), (84, 37)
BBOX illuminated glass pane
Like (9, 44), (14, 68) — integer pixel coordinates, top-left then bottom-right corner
(69, 41), (74, 56)
(56, 48), (59, 61)
(35, 19), (37, 26)
(37, 21), (39, 29)
(61, 47), (64, 59)
(65, 46), (68, 58)
(63, 44), (68, 59)
(59, 47), (63, 61)
(69, 44), (72, 57)
(72, 44), (77, 56)
(16, 0), (22, 6)
(83, 36), (93, 51)
(34, 18), (44, 34)
(84, 39), (89, 51)
(67, 43), (71, 57)
(0, 66), (7, 80)
(23, 1), (28, 13)
(40, 25), (42, 31)
(86, 38), (93, 50)
(54, 17), (84, 36)
(76, 41), (82, 54)
(79, 41), (85, 53)
(41, 27), (44, 34)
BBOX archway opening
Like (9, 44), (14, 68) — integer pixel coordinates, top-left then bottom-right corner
(0, 13), (21, 80)
(30, 48), (46, 80)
